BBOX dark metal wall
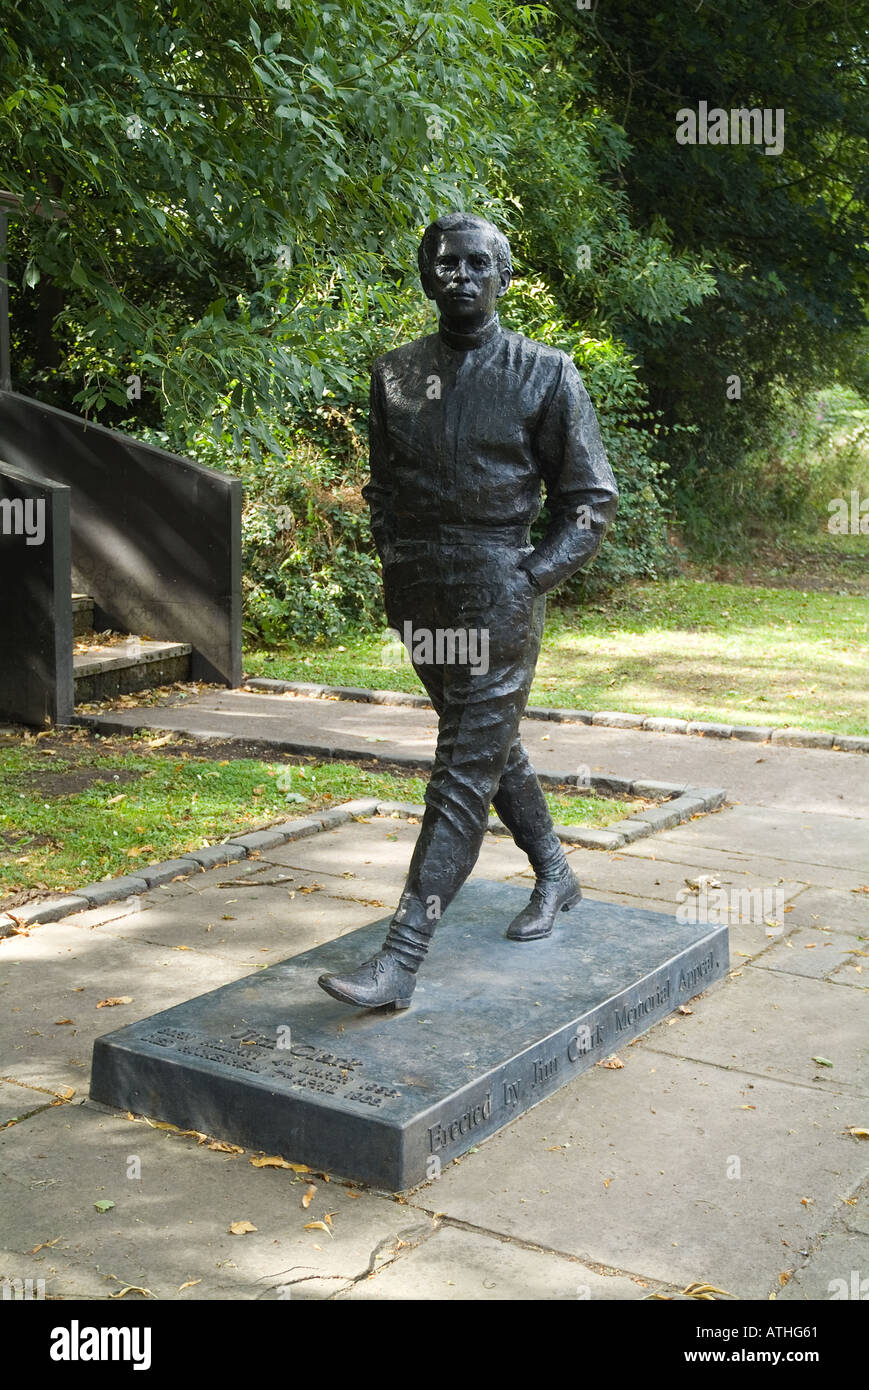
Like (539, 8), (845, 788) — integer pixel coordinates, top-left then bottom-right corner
(0, 461), (74, 725)
(0, 390), (243, 688)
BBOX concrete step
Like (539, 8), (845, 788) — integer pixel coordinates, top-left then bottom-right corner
(73, 637), (192, 703)
(71, 593), (94, 637)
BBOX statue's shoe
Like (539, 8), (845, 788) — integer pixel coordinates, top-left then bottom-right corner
(505, 868), (582, 941)
(317, 949), (416, 1011)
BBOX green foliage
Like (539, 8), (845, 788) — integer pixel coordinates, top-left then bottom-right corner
(2, 0), (538, 448)
(3, 0), (867, 636)
(138, 403), (386, 642)
(561, 0), (869, 504)
(674, 385), (869, 557)
(503, 277), (679, 593)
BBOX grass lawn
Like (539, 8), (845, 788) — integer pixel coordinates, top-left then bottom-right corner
(0, 733), (644, 905)
(245, 576), (869, 736)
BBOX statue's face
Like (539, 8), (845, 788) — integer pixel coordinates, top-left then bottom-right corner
(425, 227), (509, 324)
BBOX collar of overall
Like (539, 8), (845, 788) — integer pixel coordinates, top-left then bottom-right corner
(438, 312), (501, 352)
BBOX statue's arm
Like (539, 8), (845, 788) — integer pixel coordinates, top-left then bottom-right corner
(519, 355), (619, 595)
(361, 363), (397, 571)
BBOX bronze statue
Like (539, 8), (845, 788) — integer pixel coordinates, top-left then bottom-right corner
(318, 213), (618, 1011)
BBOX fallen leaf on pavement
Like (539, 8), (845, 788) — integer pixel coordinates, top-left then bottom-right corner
(301, 1185), (316, 1209)
(811, 1056), (833, 1067)
(96, 996), (133, 1008)
(250, 1155), (308, 1171)
(94, 1200), (115, 1213)
(30, 1238), (61, 1253)
(304, 1221), (333, 1237)
(600, 1055), (624, 1069)
(209, 1141), (243, 1154)
(229, 1220), (257, 1235)
(110, 1284), (154, 1299)
(847, 1127), (869, 1139)
(177, 1280), (201, 1292)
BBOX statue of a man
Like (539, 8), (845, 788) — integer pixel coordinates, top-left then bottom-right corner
(319, 212), (618, 1011)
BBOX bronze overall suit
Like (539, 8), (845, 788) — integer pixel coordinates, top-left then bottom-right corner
(355, 312), (619, 979)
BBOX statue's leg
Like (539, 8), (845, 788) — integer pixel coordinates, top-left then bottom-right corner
(492, 737), (553, 850)
(411, 602), (576, 921)
(318, 547), (549, 1009)
(492, 740), (582, 941)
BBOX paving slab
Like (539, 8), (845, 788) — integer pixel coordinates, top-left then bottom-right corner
(405, 1051), (869, 1299)
(843, 1177), (869, 1236)
(555, 843), (801, 903)
(646, 965), (869, 1096)
(580, 890), (805, 966)
(0, 1078), (54, 1125)
(752, 925), (869, 984)
(254, 817), (421, 900)
(647, 805), (869, 873)
(775, 885), (869, 934)
(621, 836), (864, 893)
(0, 1242), (356, 1301)
(98, 870), (380, 965)
(829, 956), (869, 990)
(0, 924), (251, 1094)
(0, 1246), (121, 1301)
(2, 741), (866, 1299)
(339, 1223), (649, 1301)
(79, 690), (869, 815)
(776, 1232), (869, 1302)
(0, 1104), (424, 1300)
(254, 815), (531, 899)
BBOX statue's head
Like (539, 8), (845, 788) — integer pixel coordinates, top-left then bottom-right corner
(418, 212), (512, 326)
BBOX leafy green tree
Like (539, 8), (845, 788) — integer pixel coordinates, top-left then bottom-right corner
(2, 0), (538, 450)
(542, 0), (869, 544)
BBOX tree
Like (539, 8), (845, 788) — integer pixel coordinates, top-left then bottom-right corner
(1, 0), (538, 451)
(543, 0), (869, 516)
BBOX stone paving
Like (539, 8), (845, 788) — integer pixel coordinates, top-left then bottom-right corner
(1, 695), (867, 1301)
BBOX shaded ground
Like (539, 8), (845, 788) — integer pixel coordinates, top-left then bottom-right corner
(0, 787), (865, 1302)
